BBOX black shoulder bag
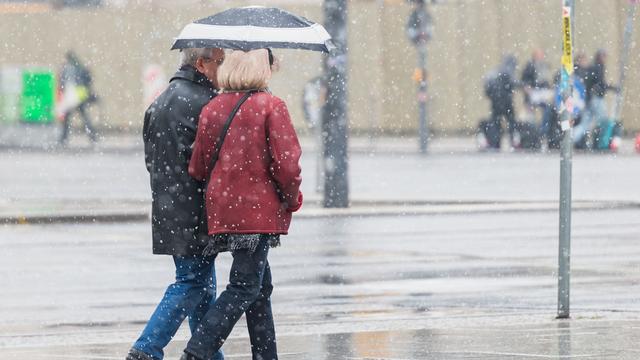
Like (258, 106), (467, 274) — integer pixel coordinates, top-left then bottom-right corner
(198, 91), (256, 238)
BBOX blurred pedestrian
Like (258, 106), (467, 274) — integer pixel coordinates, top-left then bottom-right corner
(484, 55), (519, 148)
(521, 49), (551, 106)
(180, 49), (303, 360)
(127, 47), (226, 360)
(57, 50), (98, 146)
(521, 49), (553, 134)
(574, 49), (619, 146)
(573, 51), (589, 85)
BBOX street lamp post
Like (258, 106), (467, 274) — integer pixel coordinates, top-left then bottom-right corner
(406, 0), (433, 154)
(322, 0), (349, 208)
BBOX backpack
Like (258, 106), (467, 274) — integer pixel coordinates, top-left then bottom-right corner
(484, 71), (504, 99)
(483, 72), (499, 98)
(515, 121), (542, 150)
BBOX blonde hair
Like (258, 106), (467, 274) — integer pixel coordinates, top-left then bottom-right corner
(217, 49), (272, 91)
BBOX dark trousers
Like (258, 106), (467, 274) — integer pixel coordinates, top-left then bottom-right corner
(59, 102), (97, 144)
(490, 105), (516, 147)
(185, 238), (277, 360)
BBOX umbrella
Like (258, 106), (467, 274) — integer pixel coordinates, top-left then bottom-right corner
(171, 6), (334, 53)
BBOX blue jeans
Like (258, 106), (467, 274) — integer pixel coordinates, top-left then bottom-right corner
(184, 238), (277, 360)
(132, 255), (224, 360)
(574, 96), (606, 145)
(538, 104), (553, 138)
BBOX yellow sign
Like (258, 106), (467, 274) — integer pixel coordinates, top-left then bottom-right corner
(561, 6), (574, 75)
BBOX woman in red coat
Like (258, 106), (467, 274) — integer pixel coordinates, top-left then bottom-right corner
(182, 49), (302, 360)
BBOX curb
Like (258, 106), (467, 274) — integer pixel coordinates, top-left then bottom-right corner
(2, 200), (638, 225)
(1, 211), (149, 225)
(295, 201), (640, 219)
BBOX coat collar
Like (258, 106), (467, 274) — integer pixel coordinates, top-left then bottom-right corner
(171, 65), (216, 93)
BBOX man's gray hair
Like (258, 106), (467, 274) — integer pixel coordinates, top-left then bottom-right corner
(179, 48), (214, 66)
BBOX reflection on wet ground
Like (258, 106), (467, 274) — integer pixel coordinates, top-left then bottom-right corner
(2, 210), (640, 358)
(3, 320), (640, 359)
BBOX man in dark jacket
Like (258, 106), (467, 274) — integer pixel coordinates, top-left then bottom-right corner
(127, 47), (225, 360)
(485, 55), (519, 149)
(584, 49), (617, 104)
(521, 49), (550, 100)
(521, 49), (553, 134)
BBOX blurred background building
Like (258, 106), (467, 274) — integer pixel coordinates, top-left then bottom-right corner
(0, 0), (638, 135)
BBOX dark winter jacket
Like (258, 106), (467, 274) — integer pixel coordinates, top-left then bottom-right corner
(521, 60), (549, 90)
(143, 65), (217, 255)
(487, 71), (517, 113)
(521, 60), (550, 104)
(189, 91), (303, 236)
(585, 62), (614, 101)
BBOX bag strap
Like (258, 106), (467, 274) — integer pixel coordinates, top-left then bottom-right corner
(205, 91), (256, 185)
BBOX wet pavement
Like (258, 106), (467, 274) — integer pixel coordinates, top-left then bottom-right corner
(2, 137), (640, 358)
(1, 209), (640, 359)
(4, 322), (640, 359)
(2, 136), (640, 205)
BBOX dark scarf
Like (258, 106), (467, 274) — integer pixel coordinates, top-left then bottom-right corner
(202, 234), (280, 256)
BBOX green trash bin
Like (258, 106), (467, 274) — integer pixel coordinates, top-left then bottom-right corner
(21, 69), (55, 124)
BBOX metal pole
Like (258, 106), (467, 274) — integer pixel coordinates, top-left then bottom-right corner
(418, 44), (429, 154)
(316, 125), (324, 194)
(558, 0), (575, 319)
(613, 0), (639, 121)
(322, 0), (349, 208)
(406, 1), (432, 153)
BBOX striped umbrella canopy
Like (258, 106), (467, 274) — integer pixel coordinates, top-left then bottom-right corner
(171, 6), (334, 53)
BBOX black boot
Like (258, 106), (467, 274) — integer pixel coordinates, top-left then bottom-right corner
(126, 348), (154, 360)
(180, 351), (204, 360)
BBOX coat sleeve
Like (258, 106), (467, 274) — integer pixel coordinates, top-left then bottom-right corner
(266, 99), (303, 212)
(188, 108), (210, 182)
(142, 106), (154, 173)
(179, 115), (198, 163)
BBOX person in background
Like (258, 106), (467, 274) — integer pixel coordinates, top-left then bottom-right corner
(521, 49), (551, 109)
(58, 50), (99, 146)
(574, 49), (619, 146)
(484, 55), (519, 149)
(521, 49), (553, 135)
(573, 51), (589, 85)
(126, 47), (226, 360)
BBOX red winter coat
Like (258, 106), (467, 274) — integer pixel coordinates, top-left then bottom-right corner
(189, 91), (303, 235)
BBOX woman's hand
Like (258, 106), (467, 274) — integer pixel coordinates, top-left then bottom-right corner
(284, 192), (303, 213)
